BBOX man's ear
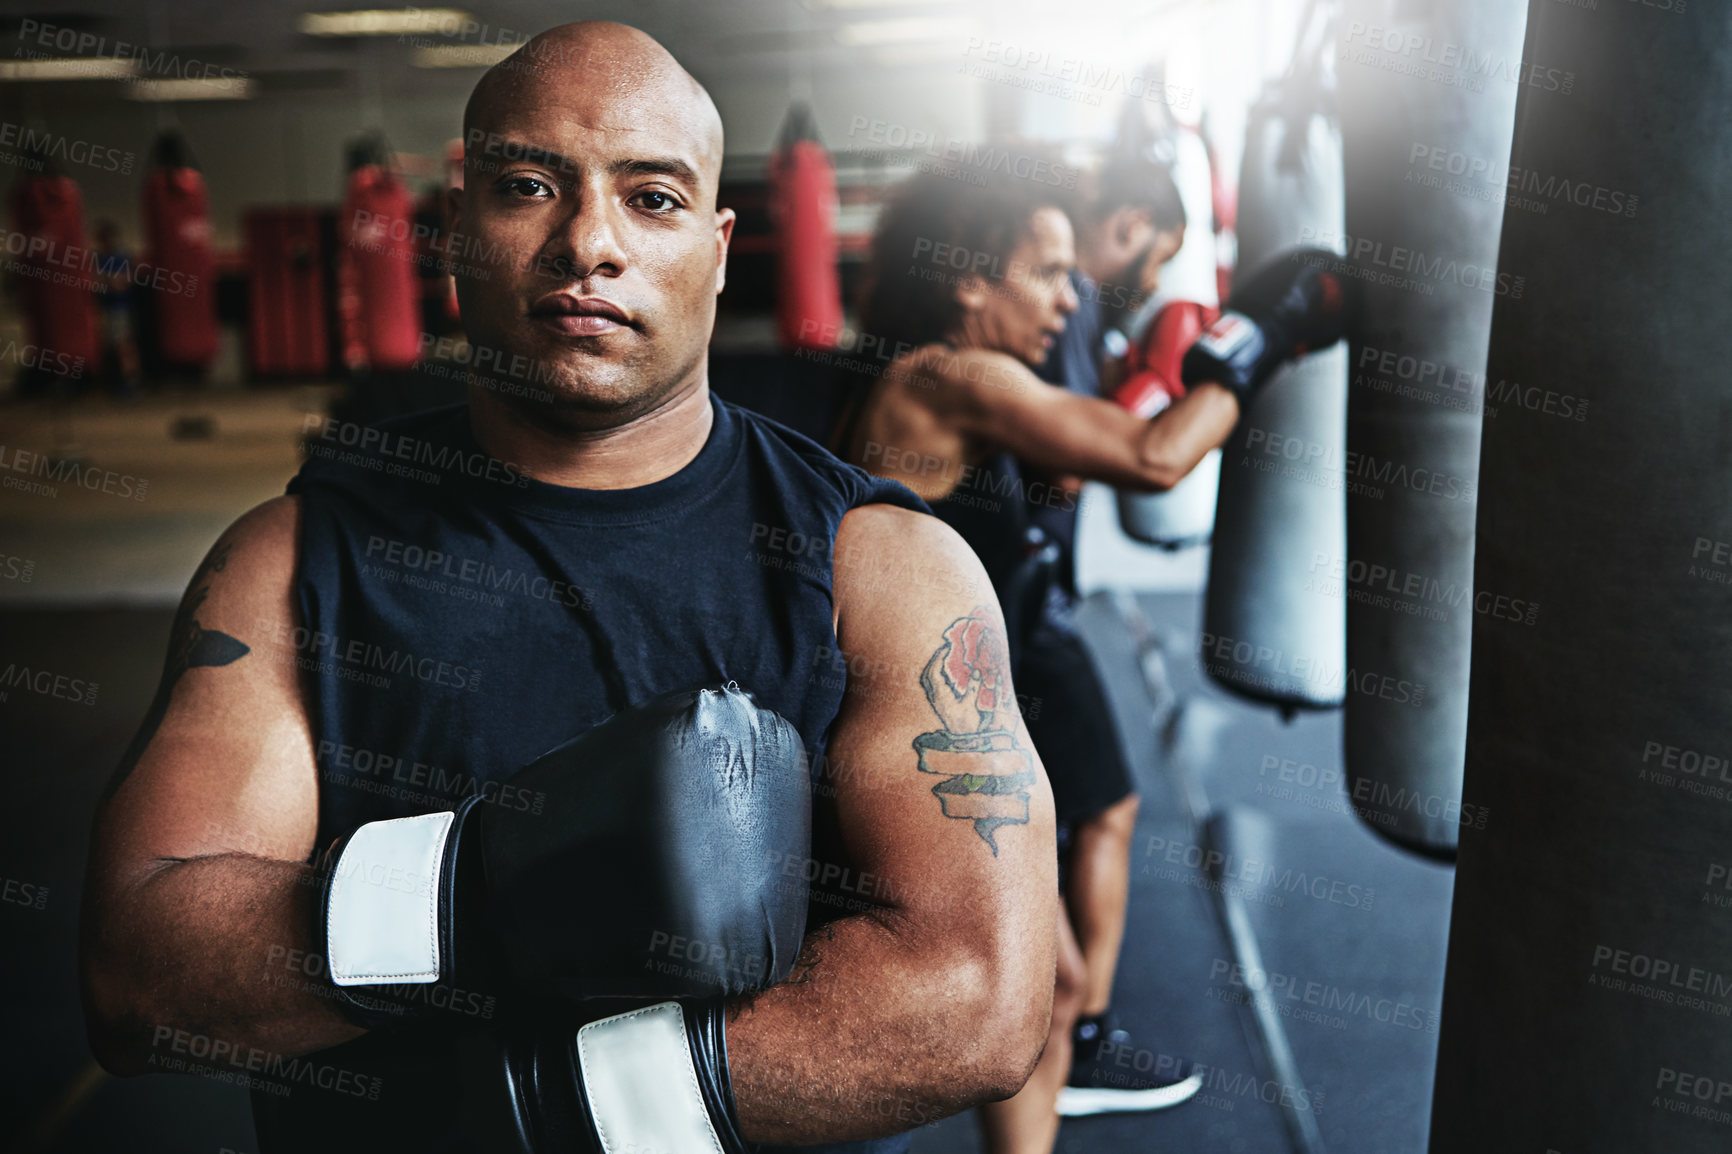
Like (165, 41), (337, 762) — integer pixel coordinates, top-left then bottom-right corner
(714, 207), (736, 295)
(1112, 207), (1155, 257)
(442, 184), (467, 280)
(445, 183), (465, 234)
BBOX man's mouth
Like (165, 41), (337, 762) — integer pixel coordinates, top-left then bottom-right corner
(529, 292), (635, 337)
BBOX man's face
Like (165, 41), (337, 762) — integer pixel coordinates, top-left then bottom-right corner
(964, 206), (1079, 367)
(451, 69), (732, 424)
(1097, 205), (1156, 288)
(1135, 226), (1186, 297)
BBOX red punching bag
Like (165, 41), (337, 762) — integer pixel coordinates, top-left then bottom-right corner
(339, 151), (421, 373)
(245, 209), (327, 378)
(769, 104), (842, 352)
(143, 135), (218, 369)
(9, 171), (96, 377)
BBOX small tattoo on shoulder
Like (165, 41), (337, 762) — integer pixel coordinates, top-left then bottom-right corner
(913, 610), (1034, 854)
(101, 538), (251, 803)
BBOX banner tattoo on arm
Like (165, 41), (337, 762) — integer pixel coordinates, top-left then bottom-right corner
(913, 609), (1034, 855)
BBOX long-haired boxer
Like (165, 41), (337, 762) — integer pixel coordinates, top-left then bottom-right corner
(833, 168), (1348, 1151)
(78, 23), (1060, 1154)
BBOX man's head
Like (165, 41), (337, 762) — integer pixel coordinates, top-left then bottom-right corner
(450, 22), (732, 429)
(1073, 156), (1186, 299)
(859, 165), (1078, 369)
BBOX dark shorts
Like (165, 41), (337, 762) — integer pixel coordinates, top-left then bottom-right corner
(1017, 600), (1138, 830)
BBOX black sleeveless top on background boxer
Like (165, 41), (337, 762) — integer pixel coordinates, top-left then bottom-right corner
(250, 393), (924, 1154)
(925, 450), (1030, 597)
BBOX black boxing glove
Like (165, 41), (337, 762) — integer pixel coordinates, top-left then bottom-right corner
(474, 999), (749, 1154)
(1180, 247), (1352, 403)
(315, 684), (812, 1026)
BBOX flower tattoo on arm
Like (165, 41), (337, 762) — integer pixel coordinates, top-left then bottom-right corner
(913, 610), (1034, 854)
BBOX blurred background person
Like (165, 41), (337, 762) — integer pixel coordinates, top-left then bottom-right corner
(91, 219), (139, 396)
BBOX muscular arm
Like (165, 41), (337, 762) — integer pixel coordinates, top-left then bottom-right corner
(725, 504), (1059, 1143)
(917, 347), (1240, 492)
(78, 497), (360, 1075)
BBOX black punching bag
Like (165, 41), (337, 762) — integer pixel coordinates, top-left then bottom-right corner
(1337, 0), (1527, 854)
(1202, 30), (1348, 710)
(1433, 5), (1732, 1151)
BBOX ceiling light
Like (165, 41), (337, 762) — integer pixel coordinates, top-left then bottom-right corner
(299, 9), (475, 37)
(806, 0), (964, 8)
(0, 58), (138, 80)
(127, 77), (256, 101)
(835, 17), (972, 46)
(411, 43), (518, 68)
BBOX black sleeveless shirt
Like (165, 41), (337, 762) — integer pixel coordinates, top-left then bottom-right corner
(252, 394), (924, 1154)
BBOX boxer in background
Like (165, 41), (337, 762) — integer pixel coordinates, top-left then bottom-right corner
(835, 168), (1348, 1150)
(79, 22), (1059, 1153)
(1036, 156), (1187, 402)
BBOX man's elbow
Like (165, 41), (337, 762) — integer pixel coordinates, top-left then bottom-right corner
(87, 1027), (153, 1078)
(79, 937), (158, 1076)
(82, 989), (155, 1077)
(969, 1004), (1046, 1102)
(948, 955), (1054, 1103)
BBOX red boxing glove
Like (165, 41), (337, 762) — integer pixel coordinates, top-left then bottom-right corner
(1111, 301), (1220, 418)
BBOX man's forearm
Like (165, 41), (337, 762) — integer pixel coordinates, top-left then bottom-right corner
(81, 854), (362, 1074)
(725, 907), (1047, 1145)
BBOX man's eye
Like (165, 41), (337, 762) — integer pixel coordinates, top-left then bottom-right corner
(633, 190), (679, 213)
(501, 176), (552, 198)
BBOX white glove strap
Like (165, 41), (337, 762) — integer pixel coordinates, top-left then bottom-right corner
(577, 1002), (724, 1154)
(326, 811), (455, 986)
(1195, 310), (1260, 361)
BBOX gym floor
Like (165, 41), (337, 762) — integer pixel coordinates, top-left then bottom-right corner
(0, 388), (1453, 1154)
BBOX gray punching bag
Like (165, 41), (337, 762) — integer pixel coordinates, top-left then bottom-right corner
(1336, 0), (1526, 855)
(1434, 6), (1732, 1151)
(1201, 42), (1348, 711)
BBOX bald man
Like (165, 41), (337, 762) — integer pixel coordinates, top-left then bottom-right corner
(79, 23), (1057, 1154)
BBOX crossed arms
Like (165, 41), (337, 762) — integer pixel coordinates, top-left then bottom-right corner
(78, 495), (1058, 1142)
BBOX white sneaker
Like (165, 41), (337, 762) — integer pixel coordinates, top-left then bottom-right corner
(1056, 1069), (1205, 1117)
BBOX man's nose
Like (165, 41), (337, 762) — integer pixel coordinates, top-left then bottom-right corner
(541, 195), (628, 280)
